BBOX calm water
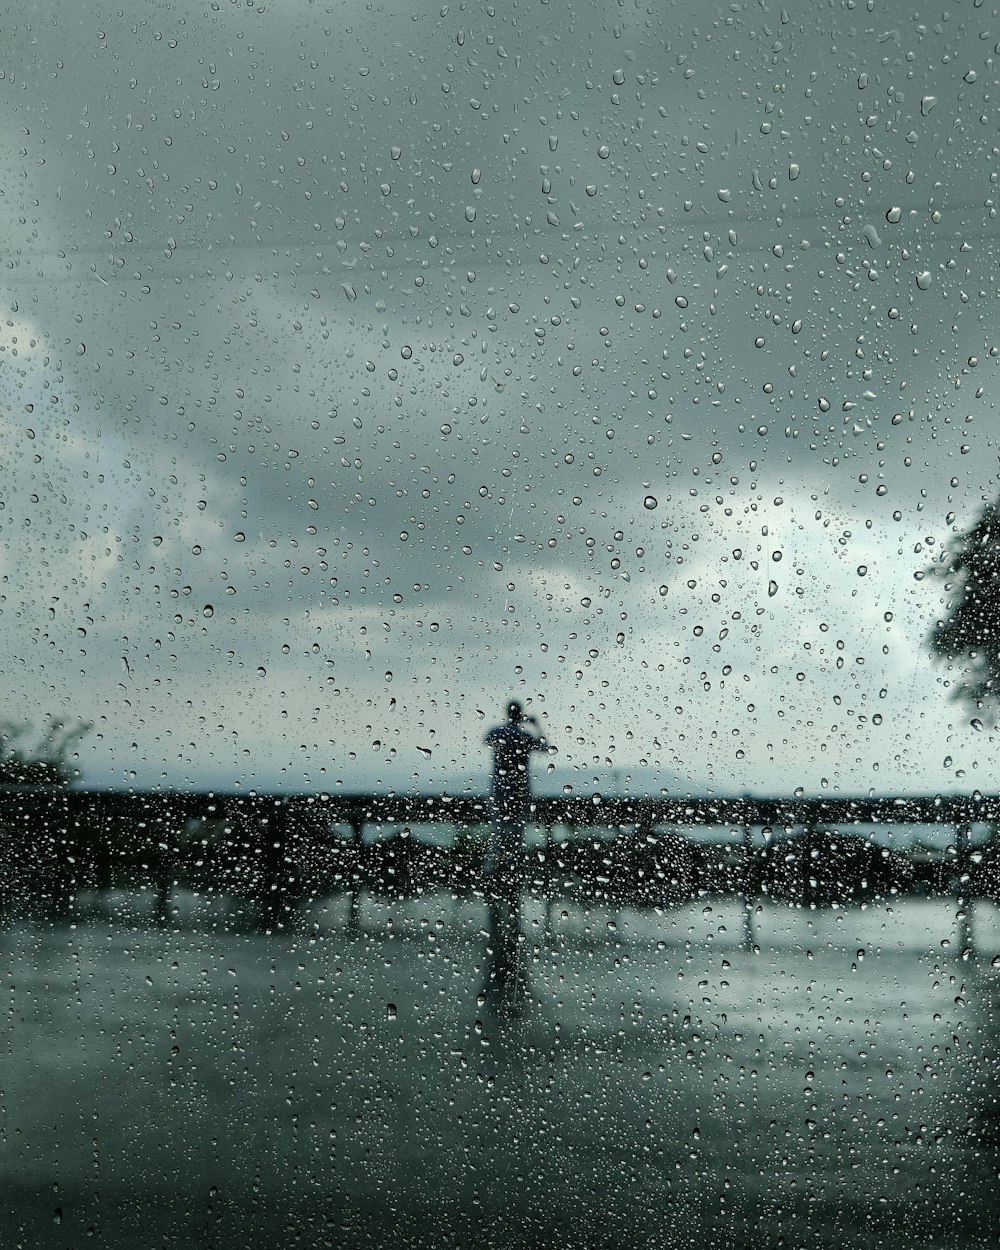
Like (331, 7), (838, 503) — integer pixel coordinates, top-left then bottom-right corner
(2, 892), (998, 1249)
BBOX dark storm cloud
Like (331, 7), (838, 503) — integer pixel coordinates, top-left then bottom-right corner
(3, 0), (999, 789)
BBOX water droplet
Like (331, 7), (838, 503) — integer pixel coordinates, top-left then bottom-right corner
(971, 718), (984, 731)
(257, 666), (266, 677)
(768, 580), (778, 597)
(920, 95), (936, 116)
(465, 205), (476, 222)
(386, 1003), (397, 1021)
(788, 162), (799, 180)
(857, 565), (867, 577)
(202, 605), (214, 618)
(915, 271), (932, 290)
(643, 495), (658, 510)
(886, 206), (902, 223)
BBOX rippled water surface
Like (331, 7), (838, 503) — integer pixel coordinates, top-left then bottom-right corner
(3, 894), (998, 1249)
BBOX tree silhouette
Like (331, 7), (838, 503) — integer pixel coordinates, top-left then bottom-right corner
(929, 499), (1000, 716)
(0, 719), (91, 787)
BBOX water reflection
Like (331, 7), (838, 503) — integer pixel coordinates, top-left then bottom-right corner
(2, 891), (998, 1248)
(482, 892), (529, 1017)
(968, 948), (1000, 1159)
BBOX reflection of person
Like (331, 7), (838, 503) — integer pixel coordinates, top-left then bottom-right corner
(481, 700), (549, 1002)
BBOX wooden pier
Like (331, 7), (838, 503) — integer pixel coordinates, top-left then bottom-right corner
(0, 786), (996, 929)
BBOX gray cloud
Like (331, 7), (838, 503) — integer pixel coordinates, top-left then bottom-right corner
(2, 1), (999, 792)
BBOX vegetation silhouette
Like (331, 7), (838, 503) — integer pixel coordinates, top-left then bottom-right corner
(929, 497), (1000, 717)
(0, 719), (91, 920)
(0, 719), (90, 788)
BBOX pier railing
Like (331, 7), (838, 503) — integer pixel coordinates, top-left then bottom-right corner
(0, 787), (996, 927)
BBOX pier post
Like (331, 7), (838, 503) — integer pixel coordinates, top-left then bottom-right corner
(345, 813), (365, 933)
(261, 799), (293, 932)
(956, 821), (974, 960)
(741, 799), (755, 952)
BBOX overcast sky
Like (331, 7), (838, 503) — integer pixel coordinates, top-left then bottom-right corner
(3, 0), (1000, 795)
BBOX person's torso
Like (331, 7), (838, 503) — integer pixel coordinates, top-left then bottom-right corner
(487, 725), (537, 802)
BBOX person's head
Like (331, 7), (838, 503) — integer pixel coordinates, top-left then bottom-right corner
(506, 699), (523, 724)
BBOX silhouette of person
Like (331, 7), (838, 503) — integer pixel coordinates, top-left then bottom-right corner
(481, 700), (549, 1001)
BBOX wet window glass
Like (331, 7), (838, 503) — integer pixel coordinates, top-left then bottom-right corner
(3, 3), (999, 1246)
